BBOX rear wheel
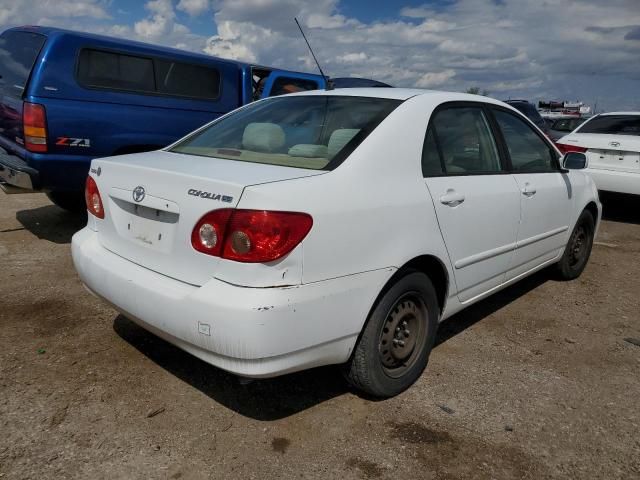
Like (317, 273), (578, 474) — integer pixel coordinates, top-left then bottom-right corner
(343, 270), (439, 398)
(555, 210), (595, 280)
(46, 191), (86, 213)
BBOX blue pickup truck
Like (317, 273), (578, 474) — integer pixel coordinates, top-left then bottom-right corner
(0, 26), (388, 210)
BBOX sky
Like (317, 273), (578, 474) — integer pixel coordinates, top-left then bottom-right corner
(1, 0), (639, 111)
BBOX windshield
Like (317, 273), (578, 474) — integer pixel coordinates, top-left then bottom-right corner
(171, 95), (402, 170)
(0, 31), (46, 98)
(578, 115), (640, 136)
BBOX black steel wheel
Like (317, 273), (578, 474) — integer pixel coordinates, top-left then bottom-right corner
(378, 293), (429, 378)
(46, 190), (87, 213)
(343, 270), (439, 398)
(556, 209), (595, 280)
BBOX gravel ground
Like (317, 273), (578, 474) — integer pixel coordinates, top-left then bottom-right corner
(1, 191), (639, 480)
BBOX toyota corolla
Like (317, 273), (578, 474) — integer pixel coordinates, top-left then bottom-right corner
(72, 89), (601, 397)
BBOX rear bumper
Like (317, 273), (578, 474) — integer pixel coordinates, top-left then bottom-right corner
(71, 227), (394, 378)
(0, 137), (93, 192)
(586, 168), (640, 195)
(0, 147), (39, 193)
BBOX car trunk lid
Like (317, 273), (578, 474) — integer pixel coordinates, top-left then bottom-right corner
(560, 133), (640, 172)
(92, 150), (325, 286)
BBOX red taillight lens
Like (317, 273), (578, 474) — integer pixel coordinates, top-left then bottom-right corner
(191, 209), (233, 256)
(85, 176), (104, 219)
(23, 102), (48, 153)
(556, 143), (587, 154)
(191, 209), (313, 263)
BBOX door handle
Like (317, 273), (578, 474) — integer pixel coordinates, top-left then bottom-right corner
(439, 189), (465, 207)
(521, 183), (536, 197)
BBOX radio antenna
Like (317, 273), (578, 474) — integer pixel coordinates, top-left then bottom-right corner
(294, 17), (333, 90)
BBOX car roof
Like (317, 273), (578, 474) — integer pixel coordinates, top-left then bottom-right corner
(288, 87), (510, 106)
(597, 112), (640, 116)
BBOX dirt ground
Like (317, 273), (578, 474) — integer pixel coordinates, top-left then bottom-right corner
(1, 190), (639, 480)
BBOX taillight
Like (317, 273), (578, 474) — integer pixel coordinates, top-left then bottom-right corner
(85, 176), (104, 219)
(191, 209), (313, 263)
(191, 209), (233, 256)
(23, 102), (48, 153)
(556, 143), (587, 154)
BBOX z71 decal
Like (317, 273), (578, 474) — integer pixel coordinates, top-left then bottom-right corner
(56, 137), (91, 147)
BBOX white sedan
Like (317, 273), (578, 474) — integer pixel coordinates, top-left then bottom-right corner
(72, 89), (601, 397)
(556, 112), (640, 195)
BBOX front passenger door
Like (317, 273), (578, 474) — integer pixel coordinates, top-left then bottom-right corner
(491, 109), (572, 280)
(423, 105), (521, 303)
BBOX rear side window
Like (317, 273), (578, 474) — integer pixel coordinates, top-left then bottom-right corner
(0, 31), (46, 98)
(155, 60), (220, 99)
(269, 77), (319, 96)
(578, 115), (640, 136)
(427, 107), (501, 174)
(78, 49), (154, 92)
(77, 48), (220, 99)
(494, 110), (557, 172)
(171, 95), (401, 170)
(421, 128), (443, 176)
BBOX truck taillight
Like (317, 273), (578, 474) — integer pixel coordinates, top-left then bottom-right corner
(23, 102), (48, 153)
(85, 176), (104, 219)
(556, 143), (587, 154)
(192, 209), (313, 263)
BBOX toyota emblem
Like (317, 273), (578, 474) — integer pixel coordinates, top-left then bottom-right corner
(132, 186), (146, 203)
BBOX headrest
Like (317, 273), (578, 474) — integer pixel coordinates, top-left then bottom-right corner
(288, 144), (328, 158)
(328, 129), (360, 158)
(242, 123), (286, 152)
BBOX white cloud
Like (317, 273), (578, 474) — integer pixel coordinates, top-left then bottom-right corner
(0, 0), (110, 24)
(177, 0), (210, 17)
(336, 52), (367, 64)
(1, 0), (639, 110)
(416, 69), (456, 88)
(134, 0), (175, 39)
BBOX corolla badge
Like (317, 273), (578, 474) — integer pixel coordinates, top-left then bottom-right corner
(132, 186), (146, 203)
(609, 141), (620, 147)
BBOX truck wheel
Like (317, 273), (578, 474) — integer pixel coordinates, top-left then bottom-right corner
(555, 210), (595, 280)
(343, 270), (439, 398)
(46, 191), (86, 214)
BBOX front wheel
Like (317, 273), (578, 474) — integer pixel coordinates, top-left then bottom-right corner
(555, 210), (595, 280)
(343, 270), (439, 398)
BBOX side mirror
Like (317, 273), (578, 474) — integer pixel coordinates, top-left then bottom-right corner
(563, 152), (587, 170)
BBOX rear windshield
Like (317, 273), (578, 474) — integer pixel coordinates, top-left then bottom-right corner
(171, 96), (401, 170)
(0, 31), (46, 99)
(551, 117), (587, 132)
(578, 115), (640, 136)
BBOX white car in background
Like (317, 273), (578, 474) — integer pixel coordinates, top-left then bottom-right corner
(72, 89), (601, 397)
(556, 112), (640, 195)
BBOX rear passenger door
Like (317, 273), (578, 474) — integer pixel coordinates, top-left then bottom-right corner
(490, 108), (572, 280)
(423, 104), (521, 303)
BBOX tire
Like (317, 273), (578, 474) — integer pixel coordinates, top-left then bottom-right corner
(555, 210), (595, 280)
(343, 270), (439, 398)
(46, 191), (86, 213)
